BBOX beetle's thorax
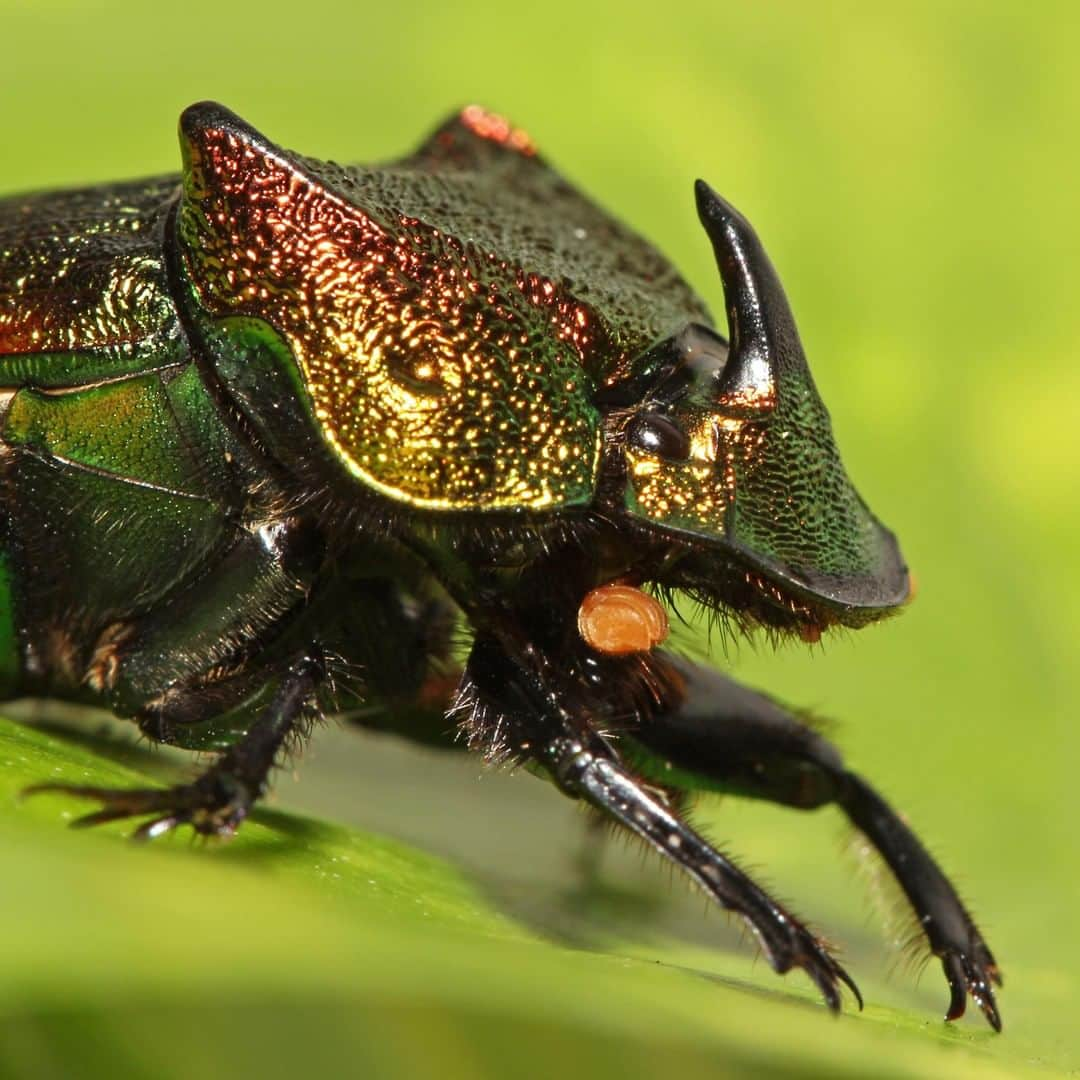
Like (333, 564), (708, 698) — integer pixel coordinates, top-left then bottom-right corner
(173, 104), (708, 516)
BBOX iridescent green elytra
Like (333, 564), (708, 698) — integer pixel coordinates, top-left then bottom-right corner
(0, 105), (1001, 1029)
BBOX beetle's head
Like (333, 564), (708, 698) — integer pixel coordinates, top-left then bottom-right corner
(173, 102), (907, 634)
(608, 182), (909, 635)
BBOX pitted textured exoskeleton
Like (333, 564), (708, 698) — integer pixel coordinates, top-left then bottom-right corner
(0, 103), (1000, 1027)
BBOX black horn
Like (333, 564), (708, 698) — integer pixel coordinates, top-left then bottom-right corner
(695, 180), (806, 408)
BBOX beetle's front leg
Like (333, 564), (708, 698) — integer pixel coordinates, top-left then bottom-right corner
(548, 736), (861, 1011)
(622, 654), (1002, 1030)
(460, 634), (861, 1013)
(27, 654), (322, 840)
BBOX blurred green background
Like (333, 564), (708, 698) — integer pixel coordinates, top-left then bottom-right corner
(1, 1), (1076, 1077)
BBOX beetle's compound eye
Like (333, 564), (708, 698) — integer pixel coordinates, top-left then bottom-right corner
(625, 411), (691, 462)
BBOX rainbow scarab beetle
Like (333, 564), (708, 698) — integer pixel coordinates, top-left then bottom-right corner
(0, 103), (1001, 1027)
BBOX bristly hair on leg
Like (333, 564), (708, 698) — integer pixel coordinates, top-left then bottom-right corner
(317, 648), (366, 715)
(841, 820), (934, 979)
(278, 698), (324, 772)
(448, 673), (515, 766)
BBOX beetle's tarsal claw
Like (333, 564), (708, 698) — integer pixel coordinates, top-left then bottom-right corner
(981, 994), (1003, 1033)
(943, 952), (969, 1022)
(838, 965), (864, 1011)
(22, 778), (251, 840)
(808, 963), (842, 1014)
(132, 815), (187, 842)
(816, 973), (841, 1014)
(800, 943), (861, 1015)
(941, 949), (1002, 1031)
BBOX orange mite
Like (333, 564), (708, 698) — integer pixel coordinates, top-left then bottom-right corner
(577, 584), (670, 655)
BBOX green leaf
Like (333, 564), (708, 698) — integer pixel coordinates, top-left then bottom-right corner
(0, 714), (1064, 1080)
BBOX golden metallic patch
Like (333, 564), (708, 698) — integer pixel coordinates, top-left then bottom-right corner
(177, 113), (602, 511)
(626, 406), (764, 533)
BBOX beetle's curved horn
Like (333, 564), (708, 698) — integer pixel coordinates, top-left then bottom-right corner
(695, 180), (805, 408)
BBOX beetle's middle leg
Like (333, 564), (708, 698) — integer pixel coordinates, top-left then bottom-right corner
(27, 557), (458, 837)
(27, 653), (322, 839)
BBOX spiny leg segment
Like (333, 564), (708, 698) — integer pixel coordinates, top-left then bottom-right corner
(624, 653), (1002, 1030)
(27, 653), (322, 840)
(460, 632), (862, 1013)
